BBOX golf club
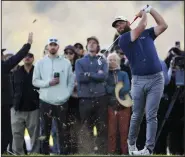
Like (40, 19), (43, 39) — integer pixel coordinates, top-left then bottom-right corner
(103, 16), (138, 54)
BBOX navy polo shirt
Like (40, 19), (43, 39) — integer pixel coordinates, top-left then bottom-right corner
(118, 27), (162, 76)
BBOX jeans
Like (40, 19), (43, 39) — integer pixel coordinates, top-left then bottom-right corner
(128, 72), (164, 152)
(40, 101), (68, 155)
(78, 95), (108, 154)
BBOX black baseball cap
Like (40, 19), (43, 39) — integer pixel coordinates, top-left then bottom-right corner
(74, 43), (84, 49)
(64, 45), (76, 53)
(1, 48), (6, 55)
(25, 52), (34, 58)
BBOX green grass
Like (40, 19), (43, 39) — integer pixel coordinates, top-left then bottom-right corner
(2, 154), (178, 156)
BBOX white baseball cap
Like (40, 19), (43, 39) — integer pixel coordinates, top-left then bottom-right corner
(48, 38), (59, 45)
(112, 16), (128, 28)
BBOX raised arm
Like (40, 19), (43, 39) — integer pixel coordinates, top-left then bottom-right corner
(130, 11), (147, 42)
(2, 33), (33, 73)
(150, 7), (168, 37)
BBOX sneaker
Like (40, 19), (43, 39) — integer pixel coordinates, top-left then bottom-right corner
(132, 147), (152, 155)
(127, 141), (138, 155)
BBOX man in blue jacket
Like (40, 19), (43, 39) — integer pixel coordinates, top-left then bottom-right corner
(111, 5), (168, 155)
(75, 36), (108, 154)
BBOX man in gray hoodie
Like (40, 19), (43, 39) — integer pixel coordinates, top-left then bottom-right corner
(32, 38), (74, 154)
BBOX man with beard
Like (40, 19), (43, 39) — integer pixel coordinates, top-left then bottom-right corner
(1, 33), (33, 154)
(75, 36), (108, 154)
(32, 38), (74, 155)
(112, 5), (168, 155)
(11, 53), (40, 155)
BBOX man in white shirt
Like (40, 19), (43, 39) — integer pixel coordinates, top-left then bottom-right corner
(32, 38), (74, 154)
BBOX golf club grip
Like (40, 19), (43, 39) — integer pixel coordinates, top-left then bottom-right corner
(130, 4), (149, 25)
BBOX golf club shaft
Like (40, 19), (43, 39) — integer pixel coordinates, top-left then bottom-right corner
(106, 5), (150, 53)
(104, 16), (138, 53)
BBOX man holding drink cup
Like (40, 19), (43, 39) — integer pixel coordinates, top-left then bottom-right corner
(32, 38), (74, 154)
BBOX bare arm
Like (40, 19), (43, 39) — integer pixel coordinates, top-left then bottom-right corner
(2, 33), (33, 74)
(150, 8), (168, 37)
(131, 11), (147, 42)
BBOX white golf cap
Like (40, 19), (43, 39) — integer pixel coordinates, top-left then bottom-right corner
(112, 16), (128, 28)
(48, 38), (59, 45)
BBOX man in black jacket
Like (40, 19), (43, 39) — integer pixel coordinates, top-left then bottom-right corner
(3, 52), (19, 153)
(11, 53), (40, 155)
(1, 33), (33, 154)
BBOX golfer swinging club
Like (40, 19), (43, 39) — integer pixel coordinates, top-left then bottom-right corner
(111, 5), (168, 155)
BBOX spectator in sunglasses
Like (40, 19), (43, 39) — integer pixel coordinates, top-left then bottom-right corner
(64, 45), (80, 154)
(33, 37), (74, 155)
(11, 53), (40, 155)
(64, 45), (78, 72)
(74, 43), (84, 58)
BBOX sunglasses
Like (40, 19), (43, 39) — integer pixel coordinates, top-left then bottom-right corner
(25, 54), (33, 58)
(49, 39), (58, 42)
(49, 43), (58, 46)
(119, 53), (124, 55)
(75, 46), (83, 49)
(65, 51), (74, 55)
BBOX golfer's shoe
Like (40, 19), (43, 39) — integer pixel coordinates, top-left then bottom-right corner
(132, 147), (152, 155)
(128, 141), (138, 155)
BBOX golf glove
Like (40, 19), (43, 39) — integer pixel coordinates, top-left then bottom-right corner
(141, 5), (152, 13)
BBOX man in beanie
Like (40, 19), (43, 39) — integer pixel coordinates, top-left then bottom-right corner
(75, 36), (108, 154)
(112, 5), (168, 155)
